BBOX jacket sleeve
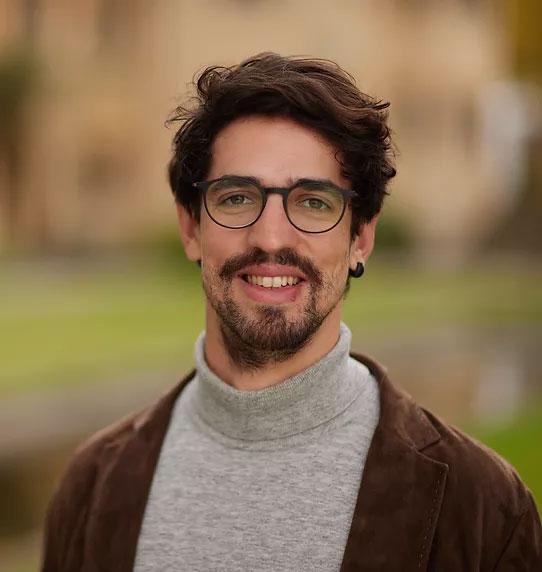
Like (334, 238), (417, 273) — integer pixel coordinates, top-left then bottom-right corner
(493, 490), (542, 571)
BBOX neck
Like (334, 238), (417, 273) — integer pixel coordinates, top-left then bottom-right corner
(204, 303), (343, 391)
(191, 322), (364, 443)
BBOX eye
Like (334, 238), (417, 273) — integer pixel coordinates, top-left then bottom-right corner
(221, 193), (254, 206)
(299, 197), (332, 210)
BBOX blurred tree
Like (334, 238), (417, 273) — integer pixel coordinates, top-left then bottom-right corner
(489, 0), (542, 253)
(375, 212), (413, 252)
(508, 0), (542, 84)
(0, 48), (41, 248)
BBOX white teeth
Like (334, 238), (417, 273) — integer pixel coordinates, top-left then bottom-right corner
(245, 275), (301, 288)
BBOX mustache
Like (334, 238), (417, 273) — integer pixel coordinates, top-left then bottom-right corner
(219, 247), (323, 285)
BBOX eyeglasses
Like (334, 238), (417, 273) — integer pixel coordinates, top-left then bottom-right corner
(193, 176), (357, 233)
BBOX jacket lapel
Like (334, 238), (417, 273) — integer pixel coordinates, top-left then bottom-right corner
(340, 353), (449, 571)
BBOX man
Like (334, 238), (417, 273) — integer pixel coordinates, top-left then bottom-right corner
(42, 54), (540, 571)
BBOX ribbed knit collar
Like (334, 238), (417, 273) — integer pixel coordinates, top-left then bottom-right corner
(191, 322), (365, 441)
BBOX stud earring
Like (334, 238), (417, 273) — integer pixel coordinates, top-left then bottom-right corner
(349, 261), (365, 278)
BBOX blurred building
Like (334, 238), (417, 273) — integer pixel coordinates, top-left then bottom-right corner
(0, 0), (536, 261)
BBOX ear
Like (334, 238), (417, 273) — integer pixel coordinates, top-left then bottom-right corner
(175, 202), (202, 262)
(349, 213), (380, 271)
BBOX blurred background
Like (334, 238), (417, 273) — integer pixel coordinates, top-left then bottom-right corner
(1, 1), (541, 570)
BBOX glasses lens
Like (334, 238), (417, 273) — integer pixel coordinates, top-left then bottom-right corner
(287, 183), (345, 232)
(205, 179), (263, 228)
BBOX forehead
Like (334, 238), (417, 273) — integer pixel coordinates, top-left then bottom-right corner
(207, 115), (349, 187)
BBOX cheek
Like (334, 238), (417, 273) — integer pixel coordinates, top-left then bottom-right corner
(328, 252), (350, 283)
(200, 224), (243, 268)
(311, 235), (350, 276)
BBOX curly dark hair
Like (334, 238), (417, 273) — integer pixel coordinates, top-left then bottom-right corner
(166, 53), (396, 237)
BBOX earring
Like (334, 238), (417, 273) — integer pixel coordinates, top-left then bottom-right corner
(349, 261), (364, 278)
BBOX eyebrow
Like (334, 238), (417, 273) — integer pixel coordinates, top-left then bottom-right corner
(217, 174), (342, 189)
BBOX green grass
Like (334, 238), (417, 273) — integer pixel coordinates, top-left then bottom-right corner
(1, 257), (541, 396)
(344, 261), (542, 329)
(1, 261), (204, 395)
(467, 402), (542, 509)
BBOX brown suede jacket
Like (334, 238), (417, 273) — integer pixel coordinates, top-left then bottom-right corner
(41, 352), (541, 571)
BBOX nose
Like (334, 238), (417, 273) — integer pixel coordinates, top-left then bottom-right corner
(246, 193), (300, 252)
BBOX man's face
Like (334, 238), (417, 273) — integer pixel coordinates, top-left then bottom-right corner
(180, 115), (369, 368)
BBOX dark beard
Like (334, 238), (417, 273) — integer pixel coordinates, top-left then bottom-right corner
(204, 247), (344, 372)
(216, 286), (325, 371)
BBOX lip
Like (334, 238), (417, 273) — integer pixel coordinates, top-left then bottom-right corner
(236, 275), (305, 304)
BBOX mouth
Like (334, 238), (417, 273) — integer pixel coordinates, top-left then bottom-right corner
(235, 265), (307, 303)
(240, 274), (304, 288)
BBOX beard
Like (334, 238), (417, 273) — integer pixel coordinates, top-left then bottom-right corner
(202, 247), (347, 371)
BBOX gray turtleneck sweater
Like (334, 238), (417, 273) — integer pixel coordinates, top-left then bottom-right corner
(134, 323), (380, 572)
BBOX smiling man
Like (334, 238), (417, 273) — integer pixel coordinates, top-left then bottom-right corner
(42, 54), (540, 571)
(179, 114), (376, 388)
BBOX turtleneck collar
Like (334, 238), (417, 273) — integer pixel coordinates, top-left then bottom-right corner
(191, 322), (368, 442)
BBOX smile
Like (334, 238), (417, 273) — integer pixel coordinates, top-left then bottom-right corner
(242, 275), (302, 288)
(235, 264), (307, 303)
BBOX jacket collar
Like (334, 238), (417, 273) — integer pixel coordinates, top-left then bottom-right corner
(85, 352), (448, 571)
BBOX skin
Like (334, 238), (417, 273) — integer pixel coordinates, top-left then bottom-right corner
(177, 115), (379, 390)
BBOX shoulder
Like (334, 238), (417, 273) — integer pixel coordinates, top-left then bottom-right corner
(353, 349), (540, 565)
(54, 369), (195, 492)
(420, 406), (541, 566)
(421, 405), (532, 514)
(41, 405), (153, 571)
(51, 373), (186, 501)
(42, 373), (194, 570)
(45, 401), (157, 520)
(355, 348), (535, 516)
(61, 406), (148, 483)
